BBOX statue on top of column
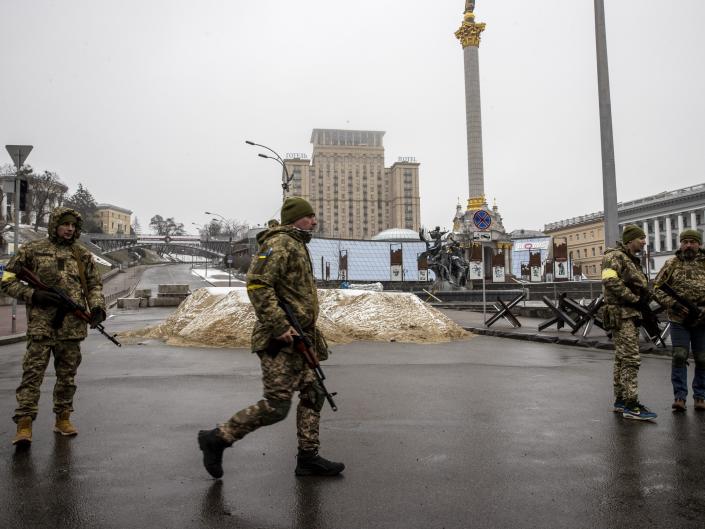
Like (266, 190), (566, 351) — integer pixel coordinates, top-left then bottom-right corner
(465, 1), (475, 13)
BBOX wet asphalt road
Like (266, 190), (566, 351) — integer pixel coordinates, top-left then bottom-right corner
(133, 263), (246, 291)
(1, 306), (705, 528)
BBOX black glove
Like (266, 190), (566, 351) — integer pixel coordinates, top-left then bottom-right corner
(89, 307), (106, 328)
(31, 290), (63, 307)
(638, 288), (652, 305)
(671, 302), (690, 320)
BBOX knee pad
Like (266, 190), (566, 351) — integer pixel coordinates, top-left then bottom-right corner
(259, 398), (291, 425)
(300, 382), (326, 412)
(672, 347), (689, 368)
(694, 349), (705, 369)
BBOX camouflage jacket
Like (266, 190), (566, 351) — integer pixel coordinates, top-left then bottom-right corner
(1, 207), (105, 340)
(601, 242), (648, 320)
(246, 225), (327, 358)
(653, 249), (705, 324)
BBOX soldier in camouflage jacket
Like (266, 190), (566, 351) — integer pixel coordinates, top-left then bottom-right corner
(2, 207), (106, 445)
(198, 197), (344, 479)
(653, 229), (705, 411)
(601, 224), (657, 420)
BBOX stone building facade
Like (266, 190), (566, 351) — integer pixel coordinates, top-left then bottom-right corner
(543, 214), (605, 280)
(283, 129), (420, 240)
(95, 203), (132, 235)
(545, 183), (705, 279)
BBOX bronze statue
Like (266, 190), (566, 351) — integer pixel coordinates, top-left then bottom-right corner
(419, 228), (470, 287)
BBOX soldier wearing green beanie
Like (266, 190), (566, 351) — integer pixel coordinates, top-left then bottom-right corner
(601, 223), (657, 420)
(281, 197), (315, 226)
(654, 228), (705, 412)
(198, 195), (344, 478)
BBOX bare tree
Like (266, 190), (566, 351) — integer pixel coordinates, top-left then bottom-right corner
(225, 219), (249, 241)
(29, 171), (68, 231)
(150, 215), (186, 236)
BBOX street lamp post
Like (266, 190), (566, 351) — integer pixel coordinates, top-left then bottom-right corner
(245, 140), (292, 202)
(205, 211), (232, 287)
(594, 0), (619, 247)
(5, 145), (33, 334)
(192, 222), (209, 272)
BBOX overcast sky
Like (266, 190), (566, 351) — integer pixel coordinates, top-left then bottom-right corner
(2, 0), (704, 236)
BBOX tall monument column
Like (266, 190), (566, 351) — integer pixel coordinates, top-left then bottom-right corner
(455, 1), (486, 211)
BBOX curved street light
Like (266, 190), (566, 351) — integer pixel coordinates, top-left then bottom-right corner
(245, 140), (292, 201)
(190, 223), (210, 275)
(204, 211), (232, 286)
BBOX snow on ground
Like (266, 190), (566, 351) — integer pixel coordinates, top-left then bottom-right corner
(122, 288), (470, 348)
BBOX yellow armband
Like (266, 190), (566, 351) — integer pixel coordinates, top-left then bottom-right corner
(601, 268), (618, 280)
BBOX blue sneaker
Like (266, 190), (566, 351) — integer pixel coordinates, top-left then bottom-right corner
(623, 403), (657, 421)
(613, 400), (625, 413)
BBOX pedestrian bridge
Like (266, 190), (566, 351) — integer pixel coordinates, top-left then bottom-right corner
(86, 234), (236, 259)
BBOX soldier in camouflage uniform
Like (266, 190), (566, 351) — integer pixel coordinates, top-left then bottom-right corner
(1, 207), (106, 446)
(601, 224), (657, 420)
(198, 197), (344, 479)
(653, 229), (705, 412)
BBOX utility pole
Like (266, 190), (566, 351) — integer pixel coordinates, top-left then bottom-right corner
(5, 145), (33, 334)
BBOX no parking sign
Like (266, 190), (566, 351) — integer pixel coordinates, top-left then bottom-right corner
(472, 210), (492, 230)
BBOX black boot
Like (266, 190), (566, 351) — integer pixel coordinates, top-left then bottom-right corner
(198, 428), (230, 478)
(295, 449), (345, 476)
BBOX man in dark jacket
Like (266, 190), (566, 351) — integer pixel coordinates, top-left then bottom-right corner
(2, 207), (106, 446)
(198, 197), (344, 478)
(654, 229), (705, 411)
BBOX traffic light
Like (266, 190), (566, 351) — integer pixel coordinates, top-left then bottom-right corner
(19, 179), (28, 212)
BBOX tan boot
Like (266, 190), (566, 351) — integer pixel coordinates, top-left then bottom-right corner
(12, 416), (33, 446)
(53, 411), (78, 436)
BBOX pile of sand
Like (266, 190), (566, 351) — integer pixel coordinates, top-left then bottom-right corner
(121, 287), (470, 348)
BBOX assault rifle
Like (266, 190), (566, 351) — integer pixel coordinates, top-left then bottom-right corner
(281, 302), (338, 412)
(657, 282), (704, 328)
(17, 267), (121, 347)
(629, 287), (666, 347)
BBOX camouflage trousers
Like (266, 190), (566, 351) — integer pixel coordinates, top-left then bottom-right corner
(14, 337), (82, 423)
(612, 317), (641, 404)
(219, 350), (321, 451)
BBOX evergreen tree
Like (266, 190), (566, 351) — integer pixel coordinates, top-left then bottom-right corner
(64, 183), (102, 232)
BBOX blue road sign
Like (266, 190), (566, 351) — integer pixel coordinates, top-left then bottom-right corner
(473, 210), (492, 230)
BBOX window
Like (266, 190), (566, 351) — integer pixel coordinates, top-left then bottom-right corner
(592, 248), (595, 256)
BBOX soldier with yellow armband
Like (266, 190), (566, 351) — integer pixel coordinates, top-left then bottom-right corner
(197, 197), (344, 479)
(1, 207), (106, 446)
(601, 224), (657, 421)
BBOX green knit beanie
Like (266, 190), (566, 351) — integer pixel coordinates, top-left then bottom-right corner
(622, 224), (645, 244)
(281, 197), (314, 225)
(680, 229), (702, 244)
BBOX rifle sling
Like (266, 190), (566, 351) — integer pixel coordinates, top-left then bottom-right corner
(72, 245), (90, 308)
